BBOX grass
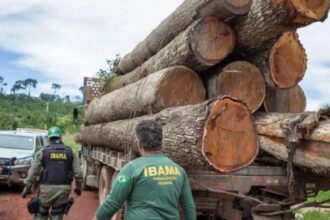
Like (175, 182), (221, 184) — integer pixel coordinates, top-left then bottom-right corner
(62, 132), (80, 153)
(300, 210), (330, 220)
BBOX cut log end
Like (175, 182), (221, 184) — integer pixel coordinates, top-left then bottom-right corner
(269, 31), (307, 88)
(190, 17), (235, 66)
(215, 61), (266, 113)
(264, 85), (306, 113)
(291, 0), (330, 23)
(155, 66), (205, 110)
(202, 96), (259, 173)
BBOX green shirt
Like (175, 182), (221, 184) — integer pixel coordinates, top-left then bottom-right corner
(96, 153), (196, 220)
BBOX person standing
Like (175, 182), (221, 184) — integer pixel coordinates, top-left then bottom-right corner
(22, 126), (83, 220)
(95, 120), (196, 220)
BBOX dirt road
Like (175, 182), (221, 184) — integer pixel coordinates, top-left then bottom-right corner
(0, 185), (99, 220)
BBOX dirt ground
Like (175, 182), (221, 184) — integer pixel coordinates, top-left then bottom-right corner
(0, 185), (99, 220)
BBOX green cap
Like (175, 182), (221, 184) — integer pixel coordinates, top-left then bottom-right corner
(48, 127), (62, 138)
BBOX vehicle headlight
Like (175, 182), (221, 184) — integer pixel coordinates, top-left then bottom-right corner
(14, 156), (33, 166)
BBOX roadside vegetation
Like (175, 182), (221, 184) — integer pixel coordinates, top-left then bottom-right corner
(0, 77), (83, 152)
(0, 93), (82, 131)
(301, 211), (330, 220)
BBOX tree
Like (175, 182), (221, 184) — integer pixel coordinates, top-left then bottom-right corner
(72, 95), (82, 104)
(39, 93), (58, 101)
(11, 80), (26, 95)
(24, 78), (38, 96)
(95, 54), (121, 84)
(79, 86), (84, 95)
(0, 76), (7, 94)
(320, 104), (330, 117)
(51, 83), (61, 95)
(64, 95), (70, 102)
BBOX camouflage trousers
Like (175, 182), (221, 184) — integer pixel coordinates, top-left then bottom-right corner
(34, 185), (71, 220)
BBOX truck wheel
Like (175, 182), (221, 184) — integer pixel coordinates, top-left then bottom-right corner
(98, 166), (114, 204)
(81, 157), (88, 190)
(98, 166), (124, 220)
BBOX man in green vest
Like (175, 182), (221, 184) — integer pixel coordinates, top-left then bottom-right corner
(22, 126), (83, 220)
(95, 120), (196, 220)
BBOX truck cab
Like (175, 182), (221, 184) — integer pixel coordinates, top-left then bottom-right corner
(0, 129), (47, 186)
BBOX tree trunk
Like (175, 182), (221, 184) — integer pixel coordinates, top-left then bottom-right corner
(206, 61), (265, 113)
(103, 17), (235, 93)
(264, 85), (306, 113)
(77, 97), (259, 173)
(250, 31), (307, 89)
(84, 66), (205, 125)
(232, 0), (330, 53)
(255, 112), (330, 173)
(117, 0), (252, 74)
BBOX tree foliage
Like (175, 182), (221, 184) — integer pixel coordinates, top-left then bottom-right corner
(39, 93), (60, 101)
(0, 76), (8, 94)
(0, 93), (83, 134)
(95, 54), (121, 84)
(10, 78), (38, 95)
(52, 83), (62, 95)
(24, 78), (38, 96)
(11, 80), (26, 94)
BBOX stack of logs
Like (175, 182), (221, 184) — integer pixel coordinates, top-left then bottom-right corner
(76, 0), (330, 175)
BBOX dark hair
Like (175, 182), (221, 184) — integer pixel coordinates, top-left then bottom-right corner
(135, 120), (162, 150)
(49, 136), (60, 142)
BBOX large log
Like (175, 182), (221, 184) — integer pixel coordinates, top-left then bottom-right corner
(250, 31), (307, 88)
(206, 61), (265, 113)
(84, 66), (205, 125)
(117, 0), (252, 74)
(233, 0), (330, 53)
(264, 85), (306, 113)
(77, 97), (259, 173)
(103, 17), (235, 93)
(255, 112), (330, 173)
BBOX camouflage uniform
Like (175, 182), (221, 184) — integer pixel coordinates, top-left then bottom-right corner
(24, 140), (83, 220)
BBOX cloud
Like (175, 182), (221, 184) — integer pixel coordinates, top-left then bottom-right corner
(0, 0), (181, 87)
(319, 61), (330, 68)
(0, 0), (41, 17)
(300, 64), (330, 110)
(0, 0), (329, 110)
(298, 20), (330, 65)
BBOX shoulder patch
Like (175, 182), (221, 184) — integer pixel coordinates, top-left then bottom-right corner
(117, 175), (129, 185)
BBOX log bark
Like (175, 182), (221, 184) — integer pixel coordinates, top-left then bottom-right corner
(264, 85), (306, 113)
(103, 17), (235, 93)
(84, 66), (205, 125)
(255, 112), (330, 173)
(206, 61), (266, 113)
(250, 31), (307, 89)
(77, 97), (259, 173)
(117, 0), (252, 74)
(259, 136), (330, 174)
(232, 0), (330, 53)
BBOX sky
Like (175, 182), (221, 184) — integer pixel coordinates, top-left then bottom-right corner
(0, 0), (329, 110)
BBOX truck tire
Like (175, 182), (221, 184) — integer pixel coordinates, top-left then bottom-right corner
(81, 157), (89, 190)
(98, 166), (114, 204)
(98, 166), (124, 220)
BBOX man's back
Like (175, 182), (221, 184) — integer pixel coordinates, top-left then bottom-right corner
(126, 153), (190, 219)
(95, 120), (196, 220)
(96, 153), (196, 220)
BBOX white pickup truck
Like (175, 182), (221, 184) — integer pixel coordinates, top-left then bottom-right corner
(0, 129), (47, 186)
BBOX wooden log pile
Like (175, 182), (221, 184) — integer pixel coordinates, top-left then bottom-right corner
(77, 0), (330, 175)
